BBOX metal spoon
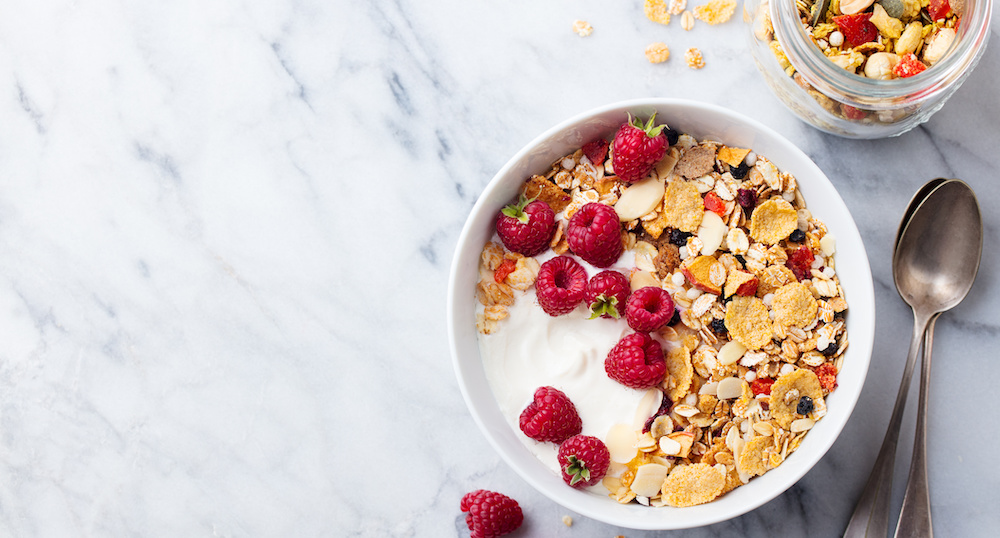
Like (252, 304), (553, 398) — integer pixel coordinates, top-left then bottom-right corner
(843, 179), (981, 538)
(893, 180), (982, 537)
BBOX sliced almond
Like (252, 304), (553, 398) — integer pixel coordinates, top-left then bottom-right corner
(667, 431), (696, 458)
(699, 381), (719, 396)
(630, 270), (660, 291)
(658, 435), (682, 456)
(607, 423), (640, 464)
(630, 463), (671, 497)
(633, 388), (664, 430)
(654, 148), (680, 180)
(716, 377), (745, 400)
(820, 233), (836, 257)
(790, 417), (815, 432)
(697, 210), (727, 256)
(673, 404), (700, 418)
(718, 340), (747, 365)
(839, 0), (875, 14)
(615, 176), (665, 221)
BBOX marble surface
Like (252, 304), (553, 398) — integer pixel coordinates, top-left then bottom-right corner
(0, 1), (997, 536)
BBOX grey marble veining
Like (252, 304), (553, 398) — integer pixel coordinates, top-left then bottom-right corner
(0, 0), (997, 536)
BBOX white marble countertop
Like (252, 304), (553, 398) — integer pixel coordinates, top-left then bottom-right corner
(0, 1), (997, 536)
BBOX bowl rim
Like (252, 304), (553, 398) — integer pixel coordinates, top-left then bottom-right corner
(447, 98), (875, 529)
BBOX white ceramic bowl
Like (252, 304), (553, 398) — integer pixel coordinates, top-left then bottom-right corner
(447, 98), (875, 529)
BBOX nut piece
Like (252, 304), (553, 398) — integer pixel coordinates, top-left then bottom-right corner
(839, 0), (876, 15)
(923, 28), (956, 66)
(616, 176), (666, 220)
(895, 22), (924, 56)
(631, 463), (671, 497)
(681, 10), (695, 30)
(864, 52), (901, 80)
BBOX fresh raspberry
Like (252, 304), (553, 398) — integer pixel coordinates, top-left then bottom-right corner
(566, 203), (623, 268)
(582, 137), (610, 166)
(519, 386), (583, 443)
(814, 363), (839, 392)
(785, 245), (815, 282)
(493, 258), (517, 284)
(611, 113), (668, 182)
(625, 286), (675, 332)
(750, 377), (775, 396)
(460, 489), (523, 538)
(893, 53), (928, 78)
(535, 256), (588, 316)
(557, 435), (611, 488)
(495, 195), (556, 257)
(605, 332), (666, 389)
(585, 270), (630, 319)
(832, 13), (878, 48)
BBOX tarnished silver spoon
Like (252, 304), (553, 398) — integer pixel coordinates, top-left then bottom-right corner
(843, 179), (981, 538)
(892, 180), (981, 538)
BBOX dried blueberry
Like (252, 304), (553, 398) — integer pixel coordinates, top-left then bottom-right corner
(710, 318), (728, 335)
(664, 127), (680, 147)
(796, 396), (814, 415)
(668, 308), (681, 327)
(789, 229), (806, 243)
(737, 189), (757, 212)
(730, 161), (751, 179)
(821, 341), (838, 356)
(669, 229), (692, 247)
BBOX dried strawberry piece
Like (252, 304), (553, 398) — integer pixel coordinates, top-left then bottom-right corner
(785, 245), (815, 282)
(832, 13), (878, 48)
(814, 363), (839, 392)
(582, 138), (610, 166)
(494, 258), (517, 283)
(751, 377), (775, 396)
(928, 0), (951, 20)
(841, 104), (868, 121)
(893, 53), (928, 78)
(703, 191), (727, 217)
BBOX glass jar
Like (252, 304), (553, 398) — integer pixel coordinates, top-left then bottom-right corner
(745, 0), (992, 138)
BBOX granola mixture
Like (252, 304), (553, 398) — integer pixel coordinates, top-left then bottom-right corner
(756, 0), (961, 122)
(475, 119), (849, 508)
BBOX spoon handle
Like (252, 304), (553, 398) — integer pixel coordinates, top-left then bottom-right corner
(893, 315), (939, 538)
(843, 311), (932, 538)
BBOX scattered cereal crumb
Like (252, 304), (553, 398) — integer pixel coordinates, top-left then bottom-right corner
(572, 19), (593, 37)
(685, 47), (706, 69)
(644, 0), (672, 24)
(681, 10), (695, 31)
(693, 0), (737, 25)
(669, 0), (688, 15)
(645, 42), (671, 63)
(562, 515), (573, 527)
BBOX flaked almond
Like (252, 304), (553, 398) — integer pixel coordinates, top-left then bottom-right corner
(820, 233), (836, 257)
(633, 388), (664, 430)
(790, 417), (815, 432)
(667, 431), (696, 458)
(718, 340), (747, 365)
(673, 404), (700, 418)
(607, 423), (640, 464)
(630, 270), (660, 291)
(697, 210), (727, 256)
(658, 435), (682, 455)
(615, 176), (665, 221)
(716, 377), (745, 400)
(630, 463), (671, 497)
(752, 421), (775, 436)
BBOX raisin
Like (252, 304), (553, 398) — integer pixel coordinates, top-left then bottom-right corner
(734, 254), (747, 268)
(710, 318), (728, 335)
(669, 229), (692, 247)
(737, 189), (757, 213)
(664, 127), (680, 147)
(668, 308), (681, 327)
(820, 341), (838, 356)
(796, 396), (814, 415)
(730, 161), (750, 179)
(788, 229), (806, 243)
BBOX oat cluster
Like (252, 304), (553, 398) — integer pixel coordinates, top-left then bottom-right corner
(476, 124), (850, 507)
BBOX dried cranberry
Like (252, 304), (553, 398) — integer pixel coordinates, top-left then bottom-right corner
(737, 189), (757, 213)
(785, 245), (815, 281)
(642, 390), (673, 433)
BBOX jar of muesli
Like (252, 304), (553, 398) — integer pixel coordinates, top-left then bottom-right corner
(745, 0), (992, 138)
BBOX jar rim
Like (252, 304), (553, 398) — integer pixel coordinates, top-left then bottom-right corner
(770, 0), (993, 107)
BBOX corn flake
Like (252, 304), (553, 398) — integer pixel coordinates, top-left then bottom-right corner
(645, 42), (671, 64)
(724, 296), (772, 350)
(772, 282), (818, 328)
(749, 198), (798, 245)
(769, 369), (823, 429)
(661, 180), (705, 232)
(644, 0), (672, 24)
(520, 175), (572, 213)
(664, 345), (694, 401)
(692, 0), (737, 25)
(737, 436), (771, 477)
(661, 463), (726, 507)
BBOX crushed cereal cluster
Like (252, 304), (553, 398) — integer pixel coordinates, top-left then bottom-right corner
(475, 111), (849, 508)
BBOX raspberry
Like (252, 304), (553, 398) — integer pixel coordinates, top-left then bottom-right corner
(535, 256), (588, 316)
(611, 113), (668, 182)
(785, 245), (815, 282)
(566, 203), (623, 268)
(557, 435), (611, 488)
(518, 386), (583, 443)
(893, 53), (928, 78)
(495, 195), (556, 257)
(625, 286), (675, 332)
(605, 332), (666, 389)
(460, 490), (523, 538)
(751, 377), (774, 396)
(582, 137), (610, 166)
(832, 13), (878, 48)
(585, 270), (630, 319)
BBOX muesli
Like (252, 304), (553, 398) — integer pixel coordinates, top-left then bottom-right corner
(475, 112), (848, 507)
